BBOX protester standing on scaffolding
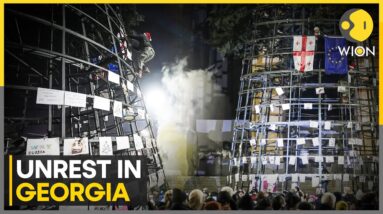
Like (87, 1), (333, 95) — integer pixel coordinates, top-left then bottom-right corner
(130, 31), (155, 78)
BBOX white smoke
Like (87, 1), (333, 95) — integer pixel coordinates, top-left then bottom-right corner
(144, 57), (225, 176)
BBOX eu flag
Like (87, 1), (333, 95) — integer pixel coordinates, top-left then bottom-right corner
(325, 36), (348, 75)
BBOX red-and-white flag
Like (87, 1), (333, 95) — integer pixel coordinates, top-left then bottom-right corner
(293, 36), (315, 72)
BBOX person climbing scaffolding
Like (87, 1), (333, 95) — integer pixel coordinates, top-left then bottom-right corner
(130, 31), (155, 78)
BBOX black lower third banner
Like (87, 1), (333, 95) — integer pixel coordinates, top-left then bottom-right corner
(5, 155), (147, 207)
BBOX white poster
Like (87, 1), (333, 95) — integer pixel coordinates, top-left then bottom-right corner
(289, 156), (296, 165)
(312, 176), (320, 187)
(338, 156), (344, 165)
(277, 138), (284, 147)
(116, 136), (130, 151)
(312, 137), (319, 147)
(64, 91), (87, 108)
(36, 87), (64, 105)
(301, 156), (309, 165)
(113, 101), (123, 118)
(326, 156), (334, 163)
(275, 156), (281, 165)
(93, 96), (110, 111)
(275, 87), (284, 96)
(315, 156), (323, 162)
(133, 134), (144, 150)
(343, 174), (350, 182)
(99, 137), (113, 155)
(291, 174), (298, 182)
(127, 80), (134, 92)
(304, 103), (312, 109)
(254, 105), (260, 114)
(63, 137), (89, 156)
(316, 87), (325, 95)
(26, 138), (60, 156)
(282, 104), (290, 110)
(108, 71), (120, 85)
(297, 138), (305, 145)
(324, 121), (332, 130)
(309, 120), (319, 128)
(337, 86), (347, 93)
(329, 138), (336, 147)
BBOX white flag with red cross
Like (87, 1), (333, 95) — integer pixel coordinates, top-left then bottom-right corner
(293, 36), (315, 72)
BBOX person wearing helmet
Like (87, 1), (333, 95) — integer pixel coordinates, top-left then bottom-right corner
(130, 31), (155, 78)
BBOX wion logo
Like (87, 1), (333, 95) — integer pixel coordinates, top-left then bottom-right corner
(338, 8), (375, 57)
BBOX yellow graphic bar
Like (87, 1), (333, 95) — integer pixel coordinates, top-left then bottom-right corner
(9, 155), (13, 206)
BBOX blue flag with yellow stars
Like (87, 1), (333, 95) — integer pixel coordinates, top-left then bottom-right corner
(324, 36), (348, 75)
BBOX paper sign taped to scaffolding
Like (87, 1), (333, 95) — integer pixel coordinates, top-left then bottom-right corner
(116, 136), (131, 151)
(293, 36), (315, 72)
(324, 121), (332, 130)
(312, 176), (320, 187)
(292, 174), (298, 182)
(93, 96), (110, 111)
(301, 156), (309, 165)
(312, 137), (319, 147)
(254, 105), (260, 114)
(282, 104), (290, 110)
(309, 121), (319, 128)
(275, 156), (281, 165)
(297, 138), (305, 145)
(277, 138), (284, 147)
(329, 138), (336, 147)
(337, 86), (347, 93)
(108, 71), (120, 84)
(26, 138), (60, 156)
(289, 156), (296, 165)
(275, 87), (284, 96)
(304, 103), (312, 109)
(63, 138), (89, 156)
(260, 139), (266, 146)
(343, 174), (350, 182)
(126, 80), (134, 92)
(99, 137), (113, 155)
(113, 101), (123, 118)
(315, 156), (323, 162)
(270, 104), (275, 112)
(133, 134), (144, 150)
(36, 87), (65, 105)
(326, 156), (334, 163)
(316, 87), (325, 95)
(64, 91), (87, 108)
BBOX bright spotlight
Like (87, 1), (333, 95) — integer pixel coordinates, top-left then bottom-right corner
(144, 87), (169, 121)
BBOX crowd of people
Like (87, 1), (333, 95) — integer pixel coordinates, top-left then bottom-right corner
(147, 186), (378, 210)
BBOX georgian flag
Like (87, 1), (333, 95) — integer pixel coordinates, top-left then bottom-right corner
(293, 36), (315, 72)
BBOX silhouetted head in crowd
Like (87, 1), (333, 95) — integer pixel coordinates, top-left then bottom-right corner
(217, 191), (234, 210)
(272, 194), (286, 210)
(297, 201), (314, 210)
(319, 192), (336, 210)
(254, 198), (272, 210)
(285, 192), (301, 210)
(188, 189), (204, 210)
(204, 201), (221, 210)
(170, 188), (189, 210)
(237, 194), (254, 210)
(333, 192), (342, 203)
(336, 201), (348, 210)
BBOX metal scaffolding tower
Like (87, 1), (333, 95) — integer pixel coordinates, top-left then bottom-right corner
(228, 6), (378, 193)
(5, 4), (167, 209)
